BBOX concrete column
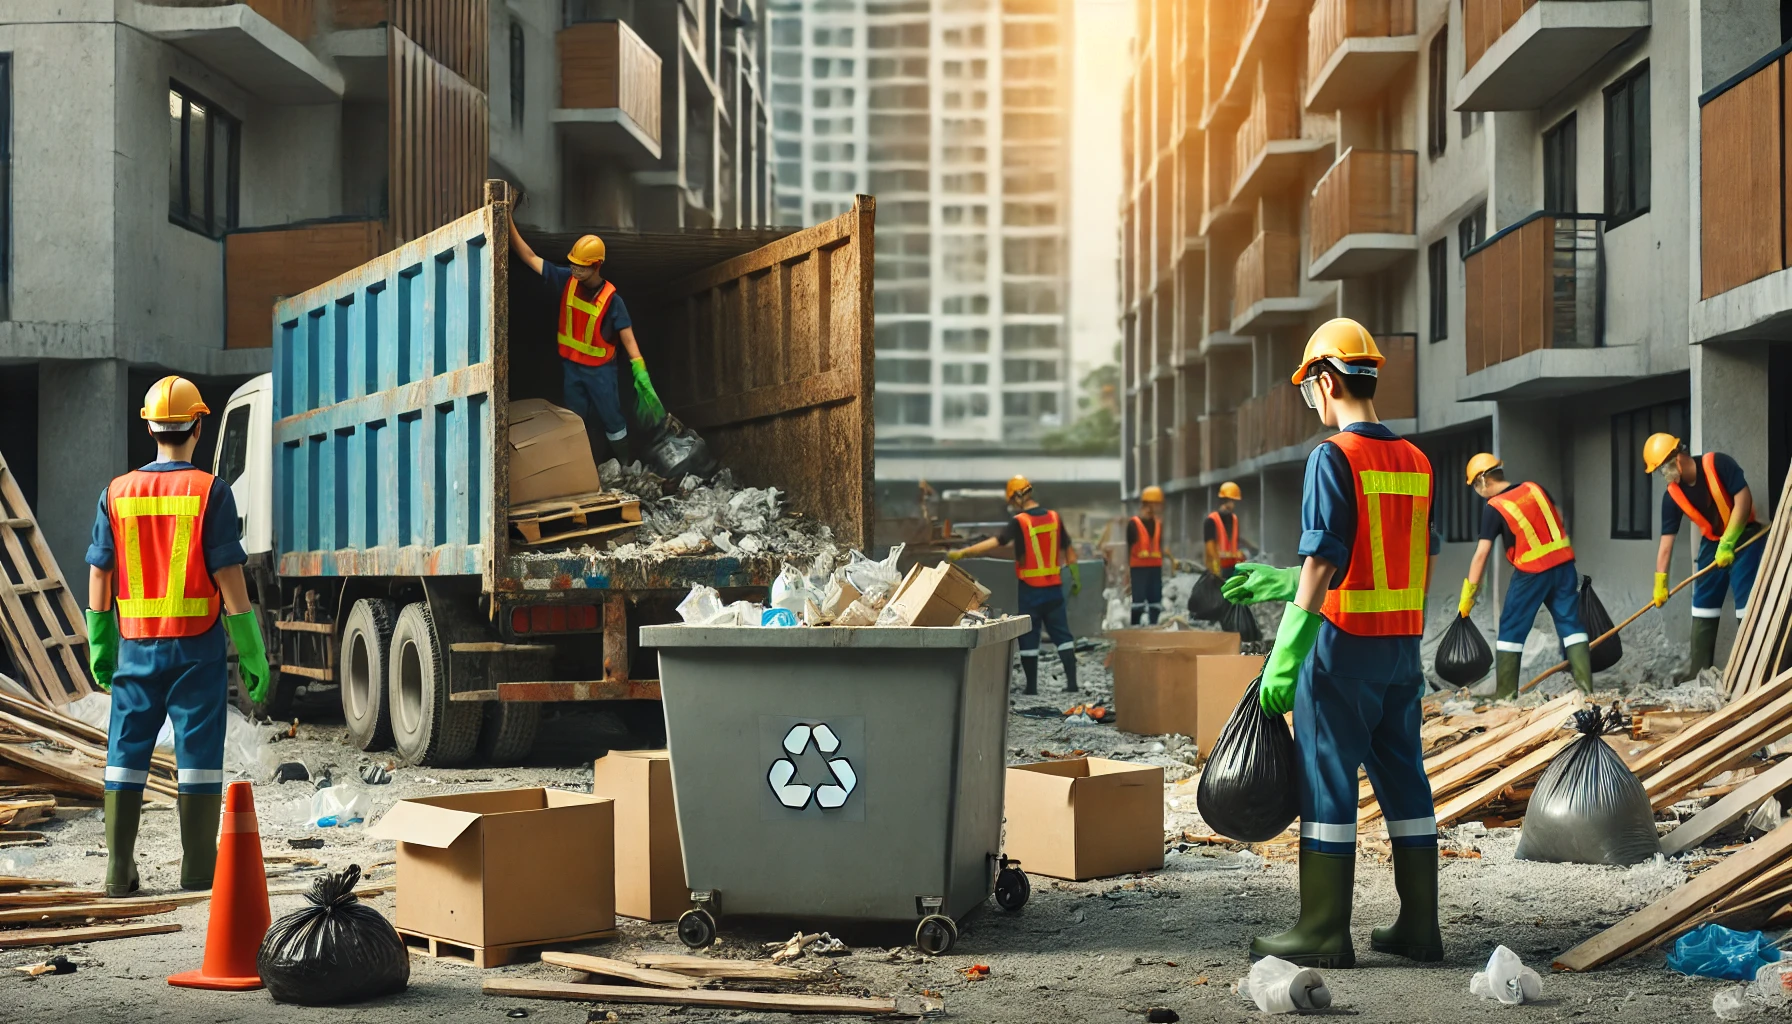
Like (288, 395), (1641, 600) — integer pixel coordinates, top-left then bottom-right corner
(38, 359), (129, 597)
(1692, 342), (1769, 491)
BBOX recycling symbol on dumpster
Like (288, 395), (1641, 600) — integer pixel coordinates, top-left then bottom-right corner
(766, 723), (858, 810)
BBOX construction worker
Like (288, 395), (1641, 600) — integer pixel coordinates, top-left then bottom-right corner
(1222, 319), (1441, 968)
(948, 475), (1082, 694)
(1205, 481), (1252, 579)
(1128, 486), (1167, 625)
(1458, 454), (1593, 697)
(508, 218), (664, 466)
(85, 377), (270, 897)
(1644, 433), (1764, 677)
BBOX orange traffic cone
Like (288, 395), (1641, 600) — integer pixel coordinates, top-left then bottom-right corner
(168, 780), (271, 990)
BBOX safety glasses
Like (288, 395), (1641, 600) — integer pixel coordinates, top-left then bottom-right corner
(1299, 376), (1322, 409)
(1657, 461), (1682, 482)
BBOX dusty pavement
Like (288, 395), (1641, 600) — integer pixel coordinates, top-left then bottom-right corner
(0, 645), (1744, 1023)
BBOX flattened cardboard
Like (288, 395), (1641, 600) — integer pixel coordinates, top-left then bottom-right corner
(1109, 632), (1242, 739)
(508, 399), (603, 505)
(1192, 654), (1267, 755)
(1004, 758), (1164, 881)
(884, 562), (987, 627)
(369, 787), (614, 952)
(591, 749), (688, 922)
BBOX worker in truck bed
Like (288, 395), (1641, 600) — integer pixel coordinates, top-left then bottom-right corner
(947, 476), (1082, 694)
(508, 218), (665, 466)
(85, 377), (270, 898)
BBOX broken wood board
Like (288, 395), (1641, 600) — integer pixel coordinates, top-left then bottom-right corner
(1432, 736), (1575, 827)
(0, 876), (70, 891)
(1661, 757), (1792, 855)
(1362, 697), (1580, 825)
(0, 889), (105, 908)
(0, 741), (173, 802)
(631, 954), (815, 981)
(0, 707), (176, 790)
(0, 832), (46, 846)
(1635, 710), (1713, 741)
(1632, 671), (1792, 778)
(482, 978), (930, 1016)
(1641, 691), (1792, 810)
(0, 450), (95, 706)
(0, 691), (176, 776)
(540, 952), (707, 990)
(0, 899), (178, 927)
(1726, 467), (1792, 697)
(0, 920), (181, 949)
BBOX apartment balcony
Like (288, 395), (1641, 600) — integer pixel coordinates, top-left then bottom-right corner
(1694, 49), (1792, 342)
(1305, 0), (1418, 111)
(1235, 386), (1312, 462)
(1207, 0), (1316, 124)
(1232, 231), (1329, 333)
(1201, 411), (1237, 477)
(553, 20), (664, 166)
(133, 0), (342, 102)
(224, 219), (387, 350)
(1456, 0), (1650, 111)
(1307, 148), (1417, 279)
(1230, 64), (1329, 204)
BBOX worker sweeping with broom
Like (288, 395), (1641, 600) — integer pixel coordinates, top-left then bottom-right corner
(1644, 433), (1764, 678)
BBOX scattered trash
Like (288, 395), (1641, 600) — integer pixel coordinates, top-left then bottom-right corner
(771, 564), (818, 616)
(313, 770), (333, 791)
(287, 837), (326, 850)
(1186, 573), (1227, 622)
(1714, 961), (1792, 1018)
(360, 764), (392, 786)
(1146, 1009), (1179, 1023)
(1469, 945), (1543, 1005)
(12, 955), (75, 976)
(761, 607), (799, 627)
(1516, 706), (1661, 865)
(677, 585), (725, 624)
(507, 1009), (529, 1019)
(272, 761), (310, 784)
(588, 1012), (620, 1024)
(1236, 956), (1331, 1014)
(1668, 924), (1782, 981)
(807, 933), (848, 957)
(1196, 677), (1299, 842)
(309, 786), (369, 828)
(1576, 576), (1622, 672)
(959, 963), (990, 979)
(1435, 615), (1494, 687)
(258, 865), (410, 1006)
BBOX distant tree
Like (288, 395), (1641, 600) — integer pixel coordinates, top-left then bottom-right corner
(1042, 351), (1120, 455)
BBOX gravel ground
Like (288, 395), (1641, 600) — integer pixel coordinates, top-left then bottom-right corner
(0, 645), (1744, 1023)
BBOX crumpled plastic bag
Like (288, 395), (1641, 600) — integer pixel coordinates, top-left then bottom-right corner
(760, 607), (798, 627)
(1235, 955), (1331, 1013)
(1669, 924), (1782, 981)
(309, 785), (370, 828)
(842, 544), (904, 600)
(1715, 961), (1792, 1018)
(258, 864), (409, 1006)
(676, 585), (724, 625)
(771, 564), (816, 615)
(1470, 945), (1543, 1004)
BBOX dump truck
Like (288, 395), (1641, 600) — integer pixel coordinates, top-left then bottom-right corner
(211, 181), (875, 765)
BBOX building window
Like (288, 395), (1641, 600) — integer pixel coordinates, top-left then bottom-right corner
(1457, 204), (1486, 259)
(0, 54), (10, 321)
(1612, 398), (1689, 539)
(1543, 113), (1577, 213)
(1427, 238), (1448, 342)
(1460, 109), (1483, 139)
(1429, 424), (1494, 543)
(167, 83), (239, 238)
(1604, 63), (1651, 228)
(1427, 28), (1447, 159)
(875, 393), (932, 427)
(509, 22), (525, 128)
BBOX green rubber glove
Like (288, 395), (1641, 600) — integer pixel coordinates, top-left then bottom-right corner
(1716, 521), (1745, 568)
(1067, 563), (1082, 597)
(1260, 604), (1322, 716)
(1221, 562), (1300, 605)
(1458, 578), (1479, 617)
(223, 611), (270, 705)
(85, 609), (118, 693)
(630, 357), (665, 423)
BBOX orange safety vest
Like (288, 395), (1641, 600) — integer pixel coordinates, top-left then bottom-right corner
(1207, 511), (1243, 568)
(1320, 431), (1432, 637)
(1129, 516), (1163, 568)
(105, 468), (222, 640)
(557, 277), (618, 366)
(1014, 509), (1063, 587)
(1668, 452), (1757, 542)
(1488, 481), (1575, 572)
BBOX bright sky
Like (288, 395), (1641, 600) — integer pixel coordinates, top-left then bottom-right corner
(1067, 0), (1136, 387)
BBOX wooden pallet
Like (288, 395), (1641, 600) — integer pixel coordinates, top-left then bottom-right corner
(0, 451), (93, 706)
(508, 491), (642, 546)
(396, 926), (620, 969)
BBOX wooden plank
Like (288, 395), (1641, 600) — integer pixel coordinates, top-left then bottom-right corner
(1364, 696), (1580, 824)
(540, 951), (707, 990)
(0, 708), (178, 786)
(1434, 735), (1574, 827)
(0, 921), (181, 949)
(482, 978), (905, 1016)
(274, 619), (335, 634)
(0, 876), (70, 891)
(630, 954), (815, 981)
(495, 679), (661, 702)
(1631, 670), (1792, 774)
(1730, 472), (1792, 695)
(0, 900), (178, 927)
(0, 889), (105, 908)
(1661, 757), (1792, 855)
(1643, 690), (1792, 809)
(0, 741), (174, 802)
(0, 457), (96, 704)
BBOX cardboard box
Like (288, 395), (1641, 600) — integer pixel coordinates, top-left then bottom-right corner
(368, 788), (614, 951)
(1107, 631), (1242, 739)
(1004, 758), (1164, 880)
(883, 562), (990, 627)
(1192, 654), (1268, 755)
(590, 749), (687, 922)
(508, 399), (602, 505)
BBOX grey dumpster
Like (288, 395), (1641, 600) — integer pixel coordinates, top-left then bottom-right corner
(638, 617), (1033, 955)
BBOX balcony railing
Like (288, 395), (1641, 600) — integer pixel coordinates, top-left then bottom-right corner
(558, 20), (663, 150)
(1233, 231), (1302, 316)
(1307, 0), (1416, 104)
(1462, 0), (1534, 74)
(1375, 332), (1417, 419)
(149, 0), (315, 40)
(1232, 63), (1301, 182)
(1458, 0), (1648, 111)
(1701, 50), (1789, 298)
(225, 219), (387, 349)
(1202, 411), (1237, 475)
(1464, 213), (1604, 374)
(1308, 148), (1416, 267)
(1235, 386), (1311, 461)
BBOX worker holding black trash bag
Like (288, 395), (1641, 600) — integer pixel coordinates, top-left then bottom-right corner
(1221, 318), (1442, 969)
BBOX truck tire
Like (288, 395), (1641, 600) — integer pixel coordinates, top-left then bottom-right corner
(388, 602), (479, 766)
(340, 599), (396, 751)
(478, 702), (540, 765)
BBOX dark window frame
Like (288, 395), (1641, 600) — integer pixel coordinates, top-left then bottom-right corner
(0, 54), (10, 321)
(1456, 203), (1486, 259)
(1611, 398), (1690, 539)
(1427, 238), (1448, 342)
(1427, 28), (1448, 159)
(167, 81), (240, 239)
(1543, 113), (1578, 214)
(1604, 62), (1651, 228)
(1429, 424), (1494, 543)
(510, 21), (525, 128)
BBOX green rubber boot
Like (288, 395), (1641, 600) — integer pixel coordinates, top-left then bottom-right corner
(177, 793), (223, 891)
(1688, 616), (1721, 680)
(103, 790), (143, 898)
(1493, 651), (1522, 701)
(1370, 846), (1444, 962)
(1250, 849), (1357, 969)
(1565, 642), (1595, 694)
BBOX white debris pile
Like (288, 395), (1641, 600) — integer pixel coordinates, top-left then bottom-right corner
(594, 460), (841, 566)
(674, 546), (907, 628)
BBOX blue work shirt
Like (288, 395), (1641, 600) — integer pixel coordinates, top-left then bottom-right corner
(999, 503), (1074, 591)
(1661, 452), (1749, 537)
(541, 262), (632, 345)
(86, 461), (248, 579)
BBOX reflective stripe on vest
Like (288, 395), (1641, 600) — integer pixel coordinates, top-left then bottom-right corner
(1015, 510), (1063, 586)
(106, 469), (221, 640)
(1129, 516), (1163, 567)
(1321, 432), (1432, 637)
(1490, 481), (1575, 572)
(1667, 452), (1756, 542)
(557, 278), (617, 366)
(1207, 511), (1242, 565)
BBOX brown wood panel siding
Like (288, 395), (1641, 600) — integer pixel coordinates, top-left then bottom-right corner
(1465, 245), (1485, 372)
(1465, 215), (1553, 371)
(1698, 58), (1783, 298)
(1463, 0), (1536, 74)
(333, 1), (488, 91)
(1309, 148), (1417, 262)
(1375, 333), (1417, 420)
(225, 220), (385, 349)
(388, 26), (489, 245)
(244, 0), (314, 41)
(330, 0), (386, 29)
(1307, 0), (1417, 86)
(1233, 61), (1300, 178)
(1233, 230), (1301, 314)
(557, 21), (663, 148)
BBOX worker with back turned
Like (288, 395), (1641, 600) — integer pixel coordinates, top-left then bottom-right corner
(1223, 318), (1442, 969)
(948, 476), (1082, 693)
(1644, 433), (1764, 677)
(1128, 486), (1167, 625)
(1458, 454), (1594, 697)
(1205, 481), (1251, 579)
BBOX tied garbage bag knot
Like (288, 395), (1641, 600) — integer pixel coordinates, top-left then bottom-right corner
(1434, 615), (1493, 688)
(1515, 704), (1661, 866)
(1469, 945), (1543, 1005)
(257, 864), (409, 1006)
(1196, 677), (1299, 843)
(1669, 924), (1783, 982)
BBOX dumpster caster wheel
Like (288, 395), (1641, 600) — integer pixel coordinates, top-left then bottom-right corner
(915, 914), (957, 956)
(995, 866), (1030, 911)
(677, 908), (717, 949)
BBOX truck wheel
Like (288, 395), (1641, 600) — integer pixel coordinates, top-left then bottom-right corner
(478, 701), (540, 765)
(340, 599), (396, 751)
(388, 602), (479, 766)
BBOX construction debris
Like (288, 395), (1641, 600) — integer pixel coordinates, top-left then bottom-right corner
(484, 978), (941, 1017)
(1469, 946), (1542, 1004)
(592, 464), (840, 566)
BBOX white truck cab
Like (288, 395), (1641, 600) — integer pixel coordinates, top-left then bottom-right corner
(212, 374), (274, 557)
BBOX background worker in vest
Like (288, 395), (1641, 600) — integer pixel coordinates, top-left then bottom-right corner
(1128, 486), (1167, 625)
(1222, 319), (1442, 969)
(508, 219), (665, 465)
(948, 475), (1081, 694)
(84, 377), (270, 898)
(1457, 454), (1594, 697)
(1205, 481), (1252, 579)
(1644, 433), (1764, 677)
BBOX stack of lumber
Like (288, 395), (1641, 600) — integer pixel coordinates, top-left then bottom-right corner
(0, 877), (182, 949)
(0, 450), (95, 706)
(1724, 465), (1792, 698)
(0, 689), (176, 801)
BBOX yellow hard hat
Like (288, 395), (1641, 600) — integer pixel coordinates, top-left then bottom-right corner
(568, 234), (606, 266)
(1005, 475), (1033, 503)
(1643, 432), (1683, 474)
(1291, 317), (1384, 386)
(140, 376), (209, 428)
(1141, 485), (1164, 503)
(1465, 453), (1503, 486)
(1218, 481), (1243, 501)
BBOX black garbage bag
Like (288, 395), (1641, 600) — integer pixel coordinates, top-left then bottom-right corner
(640, 413), (719, 482)
(1515, 706), (1661, 866)
(1196, 677), (1300, 842)
(1434, 615), (1493, 687)
(1219, 600), (1262, 643)
(1577, 575), (1622, 672)
(258, 865), (409, 1006)
(1188, 572), (1228, 622)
